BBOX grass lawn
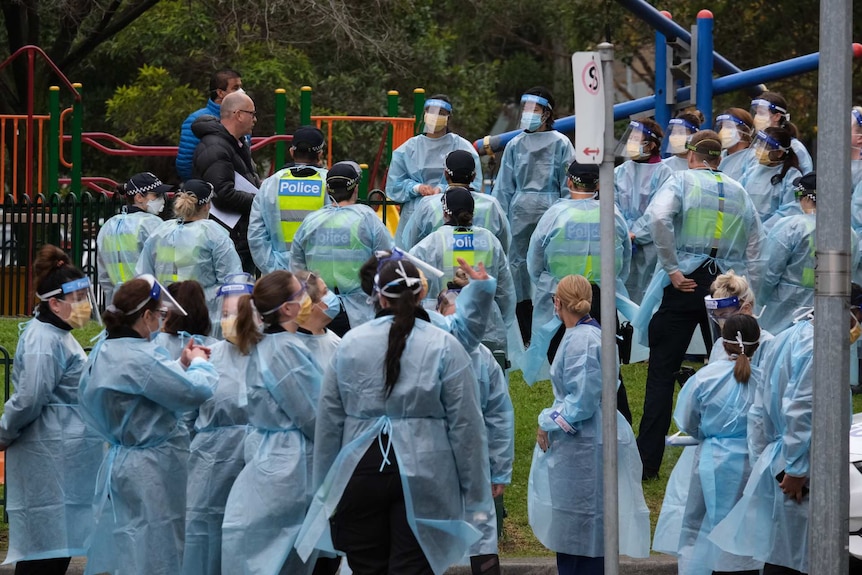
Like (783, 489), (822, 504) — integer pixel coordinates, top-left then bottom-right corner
(0, 316), (861, 557)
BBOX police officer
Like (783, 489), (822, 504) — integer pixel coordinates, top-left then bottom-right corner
(410, 187), (516, 360)
(635, 130), (764, 479)
(290, 161), (394, 335)
(248, 126), (330, 273)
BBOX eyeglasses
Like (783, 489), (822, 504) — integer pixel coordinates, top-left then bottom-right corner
(238, 109), (257, 118)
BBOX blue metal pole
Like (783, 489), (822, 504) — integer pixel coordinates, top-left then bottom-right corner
(654, 10), (671, 131)
(695, 10), (714, 123)
(474, 45), (862, 155)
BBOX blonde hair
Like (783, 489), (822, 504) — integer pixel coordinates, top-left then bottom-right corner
(556, 275), (592, 316)
(173, 191), (203, 220)
(711, 270), (755, 310)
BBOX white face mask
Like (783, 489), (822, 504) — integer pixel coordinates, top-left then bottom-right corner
(719, 128), (740, 149)
(753, 113), (771, 132)
(146, 196), (165, 215)
(668, 133), (688, 154)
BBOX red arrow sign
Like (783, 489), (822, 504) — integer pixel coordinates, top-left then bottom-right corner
(583, 147), (600, 157)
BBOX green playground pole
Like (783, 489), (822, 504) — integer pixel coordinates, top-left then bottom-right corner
(300, 86), (312, 126)
(413, 88), (426, 135)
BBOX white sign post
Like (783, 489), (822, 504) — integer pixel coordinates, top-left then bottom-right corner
(572, 51), (605, 165)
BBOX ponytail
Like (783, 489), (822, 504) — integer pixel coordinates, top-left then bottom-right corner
(33, 244), (84, 314)
(377, 259), (423, 397)
(721, 314), (760, 384)
(234, 293), (263, 355)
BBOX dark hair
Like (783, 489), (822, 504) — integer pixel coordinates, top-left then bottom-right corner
(450, 211), (474, 227)
(330, 185), (357, 203)
(428, 93), (451, 107)
(33, 245), (84, 314)
(724, 107), (754, 134)
(637, 118), (664, 158)
(721, 314), (760, 384)
(763, 127), (800, 185)
(101, 278), (159, 334)
(292, 149), (322, 164)
(163, 281), (211, 336)
(688, 129), (723, 166)
(234, 270), (296, 355)
(359, 252), (383, 297)
(378, 260), (422, 397)
(209, 68), (241, 99)
(677, 109), (704, 128)
(524, 86), (556, 130)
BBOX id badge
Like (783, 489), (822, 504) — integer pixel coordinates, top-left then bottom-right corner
(550, 410), (577, 436)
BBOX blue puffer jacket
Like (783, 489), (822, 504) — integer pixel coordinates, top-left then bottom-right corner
(176, 100), (220, 180)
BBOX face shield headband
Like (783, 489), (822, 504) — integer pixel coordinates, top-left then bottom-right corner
(753, 130), (788, 153)
(751, 98), (789, 119)
(36, 277), (91, 300)
(853, 109), (862, 128)
(424, 99), (452, 113)
(520, 94), (552, 110)
(112, 274), (188, 317)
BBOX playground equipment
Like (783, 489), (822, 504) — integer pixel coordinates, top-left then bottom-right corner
(474, 7), (862, 156)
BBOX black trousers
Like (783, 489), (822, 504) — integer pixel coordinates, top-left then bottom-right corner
(331, 449), (433, 575)
(546, 283), (633, 423)
(14, 558), (71, 575)
(762, 564), (806, 575)
(637, 262), (717, 476)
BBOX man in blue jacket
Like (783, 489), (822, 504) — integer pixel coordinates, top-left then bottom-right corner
(176, 69), (243, 180)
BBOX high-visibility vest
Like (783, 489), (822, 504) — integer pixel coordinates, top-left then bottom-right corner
(441, 228), (493, 282)
(545, 205), (602, 282)
(304, 210), (369, 292)
(680, 173), (744, 253)
(100, 212), (156, 284)
(278, 171), (326, 245)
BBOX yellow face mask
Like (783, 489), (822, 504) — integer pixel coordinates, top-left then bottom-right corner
(719, 127), (740, 149)
(753, 113), (771, 132)
(66, 300), (92, 329)
(221, 316), (238, 343)
(668, 133), (688, 153)
(626, 139), (648, 160)
(294, 293), (314, 326)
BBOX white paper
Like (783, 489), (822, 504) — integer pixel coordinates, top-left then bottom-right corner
(209, 172), (259, 229)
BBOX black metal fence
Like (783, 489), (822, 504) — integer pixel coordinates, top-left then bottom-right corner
(1, 191), (400, 316)
(1, 192), (126, 316)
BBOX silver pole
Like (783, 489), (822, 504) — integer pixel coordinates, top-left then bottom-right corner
(811, 0), (852, 572)
(597, 41), (619, 575)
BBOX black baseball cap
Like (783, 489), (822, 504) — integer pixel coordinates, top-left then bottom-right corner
(292, 126), (325, 153)
(442, 186), (475, 219)
(327, 161), (362, 190)
(567, 162), (599, 189)
(123, 172), (173, 196)
(445, 150), (476, 181)
(179, 179), (214, 205)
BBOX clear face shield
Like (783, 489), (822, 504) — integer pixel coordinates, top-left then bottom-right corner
(751, 130), (789, 165)
(852, 108), (862, 159)
(614, 121), (658, 160)
(714, 114), (751, 150)
(300, 272), (341, 328)
(37, 276), (101, 329)
(661, 119), (698, 155)
(216, 274), (255, 344)
(131, 274), (188, 317)
(704, 294), (740, 328)
(519, 94), (551, 132)
(751, 98), (787, 132)
(422, 99), (452, 135)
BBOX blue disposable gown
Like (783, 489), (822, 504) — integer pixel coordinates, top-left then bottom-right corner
(527, 197), (631, 346)
(221, 331), (323, 575)
(152, 331), (216, 361)
(654, 360), (761, 574)
(248, 165), (329, 274)
(468, 344), (515, 556)
(849, 175), (862, 235)
(738, 163), (803, 232)
(296, 330), (341, 371)
(386, 133), (482, 247)
(527, 321), (650, 558)
(410, 225), (515, 353)
(401, 190), (511, 253)
(791, 138), (814, 175)
(757, 213), (860, 333)
(0, 319), (104, 564)
(137, 218), (243, 325)
(662, 155), (689, 172)
(717, 149), (752, 182)
(296, 317), (492, 575)
(709, 320), (815, 573)
(614, 160), (673, 304)
(708, 329), (775, 366)
(491, 130), (574, 301)
(78, 337), (218, 575)
(634, 169), (765, 334)
(290, 204), (394, 329)
(97, 209), (164, 304)
(182, 340), (250, 575)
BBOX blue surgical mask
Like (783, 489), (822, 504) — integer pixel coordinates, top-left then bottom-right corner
(320, 291), (341, 320)
(520, 111), (543, 132)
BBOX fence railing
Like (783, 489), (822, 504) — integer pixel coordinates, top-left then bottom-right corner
(1, 191), (401, 316)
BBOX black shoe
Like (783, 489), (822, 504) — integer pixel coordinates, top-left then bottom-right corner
(642, 469), (660, 481)
(674, 366), (696, 387)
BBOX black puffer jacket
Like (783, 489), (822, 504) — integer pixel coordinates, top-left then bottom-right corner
(191, 115), (261, 270)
